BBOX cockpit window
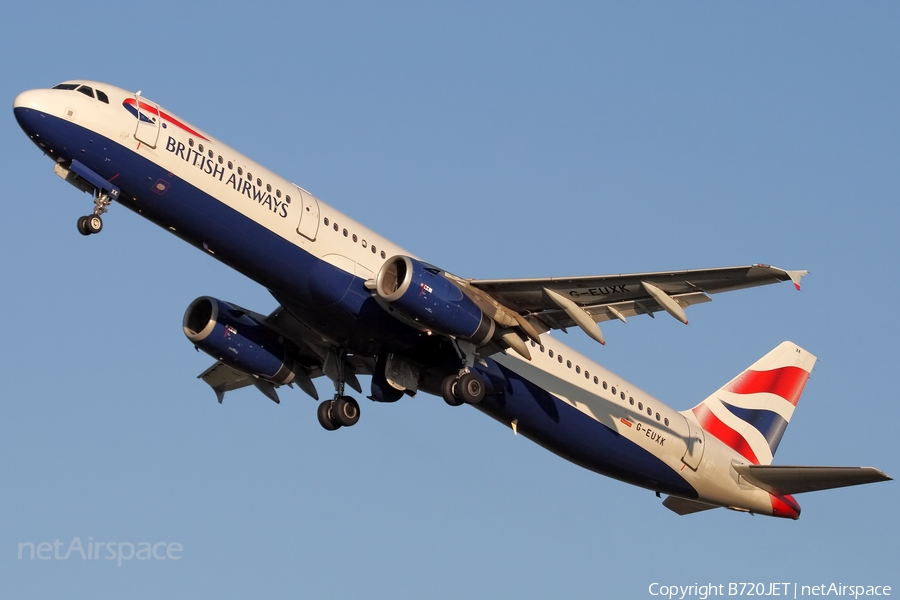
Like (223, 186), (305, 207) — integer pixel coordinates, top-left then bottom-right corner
(76, 85), (94, 98)
(52, 83), (78, 90)
(96, 90), (109, 104)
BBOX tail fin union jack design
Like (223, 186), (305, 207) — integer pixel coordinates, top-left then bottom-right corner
(689, 342), (816, 466)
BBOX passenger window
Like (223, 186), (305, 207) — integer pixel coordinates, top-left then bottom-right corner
(548, 350), (554, 358)
(593, 376), (598, 384)
(381, 251), (386, 258)
(96, 90), (109, 104)
(656, 413), (661, 421)
(611, 386), (617, 395)
(566, 360), (571, 368)
(638, 402), (643, 411)
(620, 392), (625, 400)
(602, 381), (608, 390)
(629, 397), (635, 406)
(664, 418), (669, 426)
(352, 234), (358, 243)
(323, 218), (329, 226)
(575, 365), (580, 374)
(647, 407), (652, 416)
(76, 85), (94, 98)
(557, 355), (563, 364)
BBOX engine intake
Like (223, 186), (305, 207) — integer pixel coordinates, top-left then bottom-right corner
(375, 256), (494, 345)
(183, 296), (296, 385)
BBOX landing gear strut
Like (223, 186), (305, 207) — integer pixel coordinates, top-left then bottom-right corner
(441, 371), (486, 406)
(77, 189), (113, 236)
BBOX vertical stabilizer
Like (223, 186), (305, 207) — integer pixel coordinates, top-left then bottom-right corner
(686, 342), (817, 465)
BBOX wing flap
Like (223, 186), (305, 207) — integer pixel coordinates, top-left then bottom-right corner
(733, 465), (892, 495)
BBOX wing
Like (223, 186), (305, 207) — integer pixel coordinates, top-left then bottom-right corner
(461, 264), (806, 345)
(196, 301), (375, 404)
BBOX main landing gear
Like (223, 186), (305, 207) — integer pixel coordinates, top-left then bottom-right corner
(317, 354), (362, 431)
(441, 371), (486, 407)
(317, 396), (361, 430)
(77, 189), (114, 236)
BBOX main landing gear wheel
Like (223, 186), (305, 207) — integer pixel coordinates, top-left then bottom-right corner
(456, 372), (485, 404)
(332, 396), (360, 427)
(77, 214), (103, 235)
(317, 400), (341, 431)
(317, 396), (360, 431)
(442, 372), (486, 406)
(441, 374), (465, 407)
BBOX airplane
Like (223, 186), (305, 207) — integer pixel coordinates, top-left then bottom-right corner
(13, 80), (890, 519)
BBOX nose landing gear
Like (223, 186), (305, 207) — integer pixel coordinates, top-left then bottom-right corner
(56, 160), (119, 237)
(77, 212), (104, 236)
(77, 188), (114, 236)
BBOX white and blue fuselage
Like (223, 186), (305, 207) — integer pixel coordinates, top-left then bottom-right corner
(12, 81), (839, 519)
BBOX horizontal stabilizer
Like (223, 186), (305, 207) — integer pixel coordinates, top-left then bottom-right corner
(662, 496), (720, 515)
(734, 465), (892, 495)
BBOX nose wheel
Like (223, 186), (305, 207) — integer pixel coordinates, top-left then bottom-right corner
(77, 214), (103, 236)
(77, 189), (114, 236)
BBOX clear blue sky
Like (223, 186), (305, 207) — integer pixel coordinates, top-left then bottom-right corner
(2, 2), (897, 598)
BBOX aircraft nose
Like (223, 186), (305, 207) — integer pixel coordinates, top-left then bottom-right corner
(13, 89), (52, 138)
(13, 89), (45, 111)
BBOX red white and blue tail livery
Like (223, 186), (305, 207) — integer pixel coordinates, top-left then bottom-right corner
(690, 342), (814, 466)
(13, 80), (890, 519)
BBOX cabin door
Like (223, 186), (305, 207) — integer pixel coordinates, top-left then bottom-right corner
(295, 187), (321, 241)
(133, 94), (161, 149)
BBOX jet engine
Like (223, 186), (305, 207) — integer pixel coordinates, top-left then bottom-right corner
(183, 296), (296, 385)
(375, 255), (495, 345)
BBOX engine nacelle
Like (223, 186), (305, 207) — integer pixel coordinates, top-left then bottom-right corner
(183, 296), (296, 385)
(375, 256), (495, 345)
